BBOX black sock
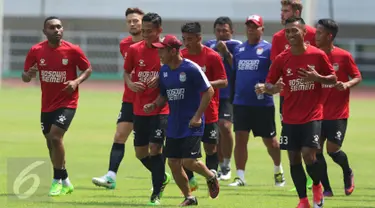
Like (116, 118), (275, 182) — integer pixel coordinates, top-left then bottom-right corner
(290, 163), (307, 199)
(306, 160), (322, 186)
(150, 154), (165, 195)
(53, 168), (63, 180)
(316, 153), (332, 191)
(184, 168), (194, 180)
(108, 143), (125, 173)
(206, 152), (219, 171)
(329, 150), (351, 175)
(61, 169), (68, 180)
(140, 156), (152, 172)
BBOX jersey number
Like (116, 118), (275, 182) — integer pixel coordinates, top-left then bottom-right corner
(280, 136), (288, 145)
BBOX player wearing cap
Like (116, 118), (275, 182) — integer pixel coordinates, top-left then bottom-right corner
(256, 17), (337, 208)
(145, 35), (220, 206)
(271, 0), (316, 191)
(228, 15), (285, 187)
(22, 16), (92, 196)
(92, 7), (144, 190)
(180, 22), (227, 192)
(315, 18), (361, 197)
(123, 12), (171, 205)
(204, 16), (242, 181)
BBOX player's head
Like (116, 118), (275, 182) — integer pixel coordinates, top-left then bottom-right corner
(142, 12), (162, 43)
(181, 22), (202, 50)
(315, 18), (339, 48)
(280, 0), (303, 25)
(213, 16), (233, 41)
(285, 17), (306, 46)
(152, 35), (182, 64)
(245, 15), (264, 43)
(43, 16), (63, 44)
(125, 7), (144, 36)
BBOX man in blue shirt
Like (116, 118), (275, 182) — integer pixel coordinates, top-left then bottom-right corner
(144, 35), (220, 206)
(205, 17), (242, 181)
(228, 15), (285, 187)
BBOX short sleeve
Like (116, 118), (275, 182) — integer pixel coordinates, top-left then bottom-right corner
(318, 52), (335, 76)
(346, 54), (362, 79)
(266, 55), (283, 84)
(74, 46), (91, 71)
(24, 47), (37, 72)
(124, 46), (135, 73)
(191, 64), (211, 92)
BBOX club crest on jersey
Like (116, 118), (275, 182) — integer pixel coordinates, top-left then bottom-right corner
(179, 72), (186, 82)
(62, 59), (68, 65)
(40, 58), (46, 66)
(284, 44), (289, 49)
(333, 63), (339, 71)
(286, 68), (293, 76)
(139, 59), (145, 67)
(305, 41), (310, 45)
(256, 47), (264, 55)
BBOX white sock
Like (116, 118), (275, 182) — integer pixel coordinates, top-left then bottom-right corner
(223, 158), (231, 168)
(106, 171), (116, 180)
(53, 179), (62, 184)
(274, 164), (284, 174)
(236, 169), (245, 182)
(62, 177), (71, 186)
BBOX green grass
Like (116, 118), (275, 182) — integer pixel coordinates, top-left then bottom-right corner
(0, 87), (374, 208)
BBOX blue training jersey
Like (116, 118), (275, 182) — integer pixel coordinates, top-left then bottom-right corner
(205, 39), (242, 99)
(159, 59), (211, 139)
(233, 40), (274, 106)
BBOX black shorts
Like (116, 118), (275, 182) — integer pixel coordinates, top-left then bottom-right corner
(133, 115), (168, 147)
(219, 98), (233, 122)
(164, 136), (202, 159)
(202, 122), (219, 144)
(117, 102), (134, 123)
(233, 105), (277, 138)
(280, 120), (322, 151)
(279, 96), (284, 122)
(321, 119), (348, 147)
(40, 108), (76, 135)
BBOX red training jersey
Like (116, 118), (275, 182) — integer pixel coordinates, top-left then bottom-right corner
(24, 40), (91, 112)
(322, 47), (361, 120)
(181, 46), (227, 124)
(124, 40), (169, 116)
(120, 36), (137, 103)
(271, 25), (316, 96)
(266, 45), (336, 124)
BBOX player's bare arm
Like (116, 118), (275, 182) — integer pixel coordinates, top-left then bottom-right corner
(190, 86), (214, 127)
(217, 41), (234, 67)
(63, 66), (92, 94)
(297, 66), (337, 85)
(147, 76), (159, 88)
(124, 71), (145, 92)
(335, 76), (362, 91)
(255, 81), (284, 95)
(22, 64), (38, 83)
(143, 95), (167, 113)
(210, 79), (228, 89)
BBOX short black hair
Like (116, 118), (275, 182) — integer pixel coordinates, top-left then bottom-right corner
(181, 22), (201, 34)
(213, 16), (233, 30)
(285, 17), (305, 25)
(125, 7), (145, 16)
(317, 18), (339, 40)
(142, 12), (162, 28)
(43, 16), (60, 28)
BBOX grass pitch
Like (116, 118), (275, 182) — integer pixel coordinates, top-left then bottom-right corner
(0, 87), (374, 208)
